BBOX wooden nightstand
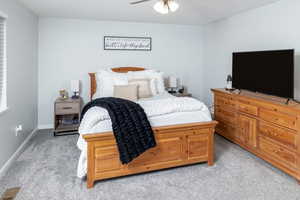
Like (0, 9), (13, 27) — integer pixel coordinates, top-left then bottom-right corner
(172, 93), (192, 97)
(54, 97), (82, 136)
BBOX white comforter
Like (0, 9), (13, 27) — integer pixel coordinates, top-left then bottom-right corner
(77, 93), (212, 178)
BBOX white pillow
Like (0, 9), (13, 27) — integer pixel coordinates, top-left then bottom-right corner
(150, 79), (158, 95)
(153, 71), (165, 94)
(114, 85), (138, 101)
(93, 70), (128, 99)
(128, 70), (165, 94)
(129, 78), (153, 98)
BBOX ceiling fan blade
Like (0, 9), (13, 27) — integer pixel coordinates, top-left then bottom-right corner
(130, 0), (153, 5)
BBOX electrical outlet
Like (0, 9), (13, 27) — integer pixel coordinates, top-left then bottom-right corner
(15, 125), (23, 136)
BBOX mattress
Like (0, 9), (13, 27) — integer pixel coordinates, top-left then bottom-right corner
(76, 92), (212, 178)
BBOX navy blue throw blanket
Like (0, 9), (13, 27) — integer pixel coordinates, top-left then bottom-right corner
(81, 97), (156, 164)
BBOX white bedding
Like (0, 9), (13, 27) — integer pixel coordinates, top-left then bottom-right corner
(76, 93), (212, 178)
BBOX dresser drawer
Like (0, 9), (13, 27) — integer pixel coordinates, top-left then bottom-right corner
(238, 103), (258, 116)
(215, 95), (236, 111)
(56, 102), (80, 115)
(259, 137), (297, 168)
(259, 109), (297, 130)
(258, 122), (297, 149)
(215, 108), (237, 125)
(216, 120), (236, 139)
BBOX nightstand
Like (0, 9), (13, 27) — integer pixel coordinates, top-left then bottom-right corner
(172, 93), (192, 97)
(54, 97), (82, 136)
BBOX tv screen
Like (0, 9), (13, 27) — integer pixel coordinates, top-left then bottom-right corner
(232, 49), (294, 99)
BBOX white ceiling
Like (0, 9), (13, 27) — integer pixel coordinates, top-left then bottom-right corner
(19, 0), (280, 25)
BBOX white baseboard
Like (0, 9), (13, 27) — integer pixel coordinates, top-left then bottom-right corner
(0, 128), (38, 179)
(38, 124), (53, 130)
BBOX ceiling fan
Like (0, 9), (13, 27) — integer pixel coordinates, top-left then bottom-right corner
(130, 0), (179, 14)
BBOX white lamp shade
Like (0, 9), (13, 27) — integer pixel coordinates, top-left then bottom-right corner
(169, 77), (177, 88)
(71, 80), (80, 93)
(153, 1), (169, 14)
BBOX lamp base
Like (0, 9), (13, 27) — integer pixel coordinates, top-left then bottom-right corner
(71, 95), (79, 99)
(71, 92), (80, 99)
(169, 91), (177, 94)
(168, 88), (177, 94)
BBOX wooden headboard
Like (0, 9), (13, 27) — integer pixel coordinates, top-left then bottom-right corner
(89, 67), (145, 100)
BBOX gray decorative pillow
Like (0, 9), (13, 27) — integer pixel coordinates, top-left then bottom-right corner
(113, 85), (138, 101)
(129, 79), (152, 98)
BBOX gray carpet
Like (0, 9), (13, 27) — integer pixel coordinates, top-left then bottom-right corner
(1, 130), (300, 200)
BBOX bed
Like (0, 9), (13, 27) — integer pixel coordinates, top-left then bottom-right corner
(78, 67), (218, 188)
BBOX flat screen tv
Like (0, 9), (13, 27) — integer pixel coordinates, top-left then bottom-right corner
(232, 49), (294, 99)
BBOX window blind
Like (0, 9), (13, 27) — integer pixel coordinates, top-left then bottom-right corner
(0, 16), (7, 111)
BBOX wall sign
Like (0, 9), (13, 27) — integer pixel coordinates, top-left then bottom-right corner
(104, 36), (152, 51)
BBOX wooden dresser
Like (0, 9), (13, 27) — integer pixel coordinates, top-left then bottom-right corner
(211, 88), (300, 183)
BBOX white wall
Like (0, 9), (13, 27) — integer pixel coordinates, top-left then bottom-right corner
(38, 18), (204, 127)
(203, 0), (300, 105)
(0, 0), (38, 169)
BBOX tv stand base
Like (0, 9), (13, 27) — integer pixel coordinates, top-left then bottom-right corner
(224, 88), (242, 94)
(286, 98), (300, 105)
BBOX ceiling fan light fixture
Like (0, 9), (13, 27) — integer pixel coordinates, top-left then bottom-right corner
(168, 0), (179, 12)
(153, 1), (169, 14)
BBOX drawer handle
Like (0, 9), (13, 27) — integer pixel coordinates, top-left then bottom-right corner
(266, 130), (279, 137)
(62, 107), (73, 110)
(274, 150), (280, 154)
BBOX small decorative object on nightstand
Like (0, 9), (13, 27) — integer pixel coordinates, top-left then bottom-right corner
(54, 97), (82, 136)
(59, 89), (69, 100)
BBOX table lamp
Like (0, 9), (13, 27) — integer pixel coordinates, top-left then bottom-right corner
(71, 80), (80, 99)
(168, 76), (177, 94)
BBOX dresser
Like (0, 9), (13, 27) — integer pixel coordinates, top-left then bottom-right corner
(211, 88), (300, 183)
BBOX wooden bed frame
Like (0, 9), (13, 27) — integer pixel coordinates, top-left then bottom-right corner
(83, 67), (218, 188)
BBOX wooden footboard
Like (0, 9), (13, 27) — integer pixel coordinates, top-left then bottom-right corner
(83, 121), (218, 188)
